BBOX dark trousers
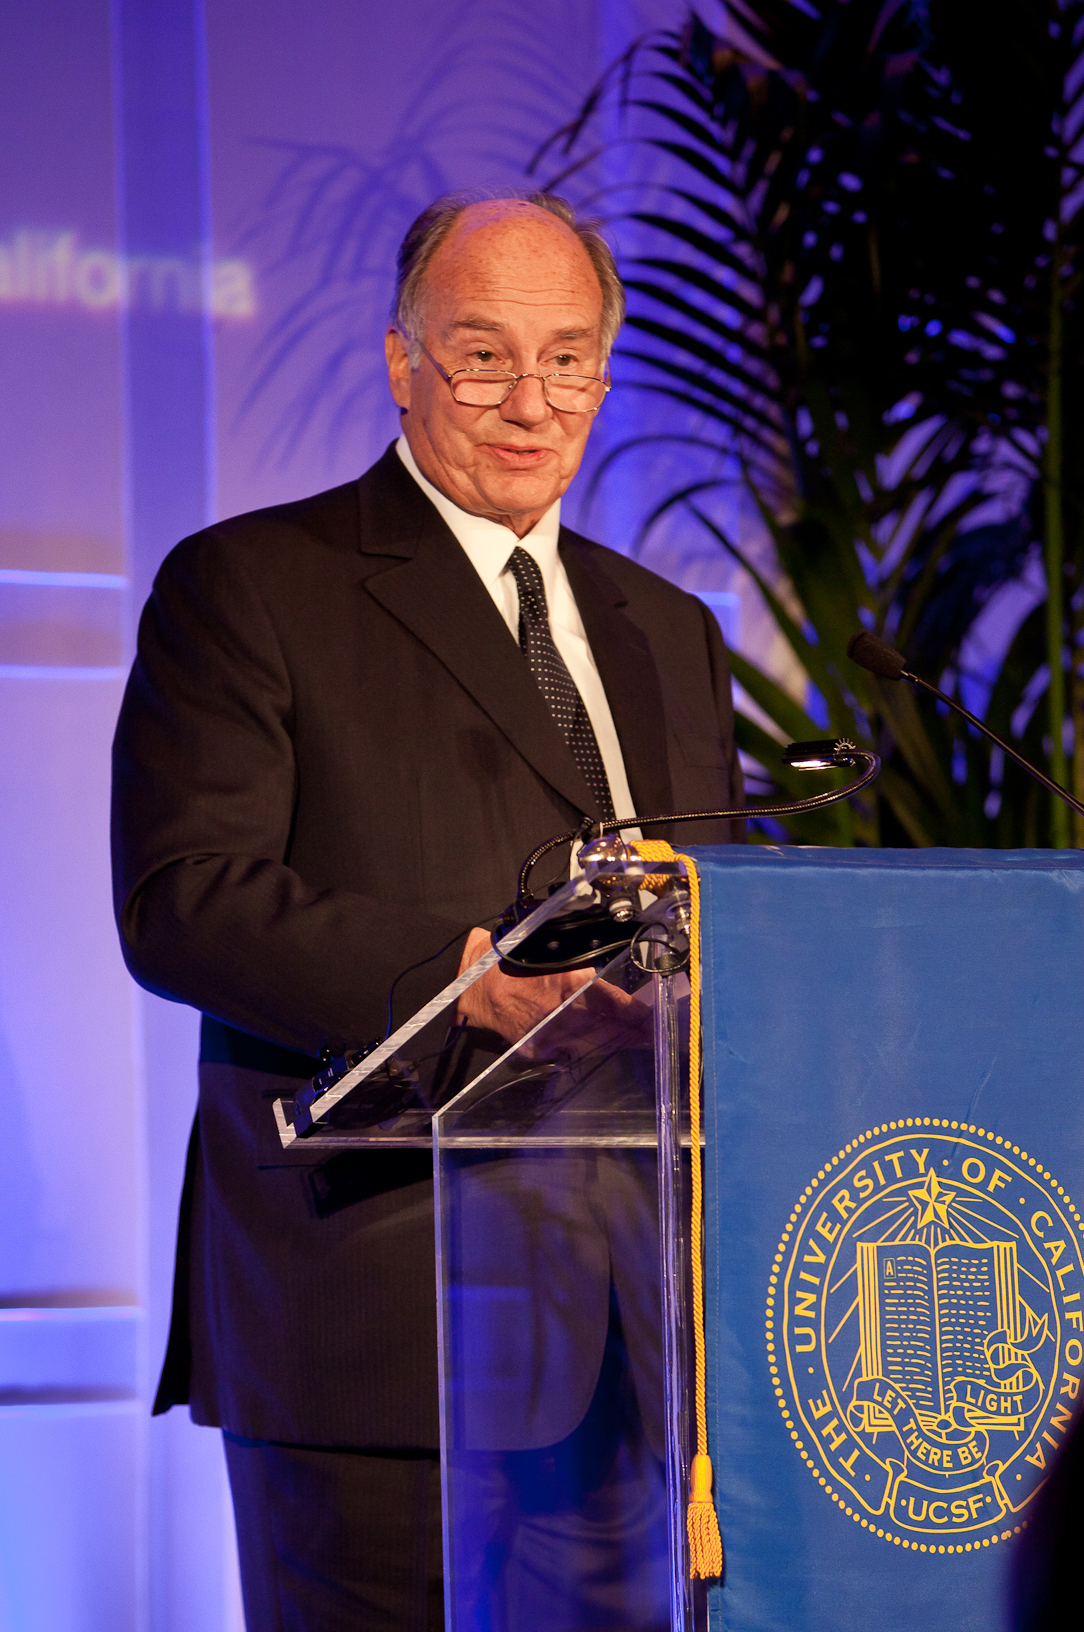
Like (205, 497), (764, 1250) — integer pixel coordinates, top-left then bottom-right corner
(223, 1300), (670, 1632)
(449, 1299), (670, 1632)
(223, 1437), (444, 1632)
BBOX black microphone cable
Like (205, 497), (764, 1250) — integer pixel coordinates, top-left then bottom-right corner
(515, 740), (881, 908)
(383, 923), (475, 1042)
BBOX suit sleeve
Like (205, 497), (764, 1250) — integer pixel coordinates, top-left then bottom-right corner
(699, 598), (746, 833)
(110, 534), (469, 1055)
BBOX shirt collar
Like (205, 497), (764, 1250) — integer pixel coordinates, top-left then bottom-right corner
(396, 433), (561, 595)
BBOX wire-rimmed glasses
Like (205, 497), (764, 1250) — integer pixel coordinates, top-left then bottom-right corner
(419, 342), (610, 414)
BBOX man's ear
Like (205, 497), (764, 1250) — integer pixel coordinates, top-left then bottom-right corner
(385, 326), (412, 410)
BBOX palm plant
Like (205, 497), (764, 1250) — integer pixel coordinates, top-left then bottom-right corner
(533, 0), (1084, 847)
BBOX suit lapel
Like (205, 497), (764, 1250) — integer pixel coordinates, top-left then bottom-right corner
(561, 536), (673, 822)
(356, 448), (601, 819)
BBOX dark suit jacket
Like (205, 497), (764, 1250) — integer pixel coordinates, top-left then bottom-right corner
(111, 442), (741, 1450)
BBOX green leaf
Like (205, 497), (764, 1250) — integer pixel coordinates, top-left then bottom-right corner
(726, 648), (819, 743)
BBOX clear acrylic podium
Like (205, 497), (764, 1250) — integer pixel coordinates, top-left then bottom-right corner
(273, 857), (700, 1632)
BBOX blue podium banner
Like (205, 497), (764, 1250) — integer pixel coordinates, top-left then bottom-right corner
(690, 847), (1084, 1632)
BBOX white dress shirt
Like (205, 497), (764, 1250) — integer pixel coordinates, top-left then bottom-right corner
(396, 436), (638, 826)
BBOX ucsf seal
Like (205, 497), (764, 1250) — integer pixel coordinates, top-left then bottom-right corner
(768, 1120), (1084, 1553)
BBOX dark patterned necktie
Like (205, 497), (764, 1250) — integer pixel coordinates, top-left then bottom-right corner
(506, 545), (616, 821)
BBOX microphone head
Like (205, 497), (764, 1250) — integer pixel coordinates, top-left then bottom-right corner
(847, 630), (907, 681)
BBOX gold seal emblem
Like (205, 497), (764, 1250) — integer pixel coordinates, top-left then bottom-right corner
(770, 1120), (1084, 1553)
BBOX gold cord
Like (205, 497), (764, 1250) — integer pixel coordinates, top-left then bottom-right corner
(631, 842), (723, 1579)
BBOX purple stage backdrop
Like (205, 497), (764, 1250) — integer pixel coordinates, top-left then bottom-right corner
(0, 2), (745, 1627)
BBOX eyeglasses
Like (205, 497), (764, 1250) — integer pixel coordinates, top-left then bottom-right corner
(418, 342), (610, 414)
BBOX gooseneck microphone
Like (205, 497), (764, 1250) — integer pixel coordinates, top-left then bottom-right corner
(847, 630), (1084, 823)
(500, 738), (881, 973)
(513, 737), (880, 910)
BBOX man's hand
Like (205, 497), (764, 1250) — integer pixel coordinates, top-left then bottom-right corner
(455, 926), (647, 1049)
(456, 927), (595, 1043)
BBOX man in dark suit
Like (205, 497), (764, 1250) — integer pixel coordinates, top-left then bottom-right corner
(112, 192), (741, 1629)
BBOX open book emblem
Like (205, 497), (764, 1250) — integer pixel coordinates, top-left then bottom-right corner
(772, 1124), (1084, 1554)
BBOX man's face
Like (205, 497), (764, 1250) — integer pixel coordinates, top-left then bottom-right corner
(385, 202), (606, 536)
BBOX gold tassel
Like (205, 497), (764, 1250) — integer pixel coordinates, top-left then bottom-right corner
(687, 1452), (724, 1578)
(632, 843), (724, 1582)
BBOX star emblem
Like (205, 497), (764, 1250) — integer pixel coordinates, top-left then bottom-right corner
(909, 1168), (956, 1229)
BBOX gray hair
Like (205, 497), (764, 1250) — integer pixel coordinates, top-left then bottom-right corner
(391, 191), (625, 364)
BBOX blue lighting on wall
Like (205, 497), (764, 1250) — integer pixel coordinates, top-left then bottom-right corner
(0, 570), (127, 589)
